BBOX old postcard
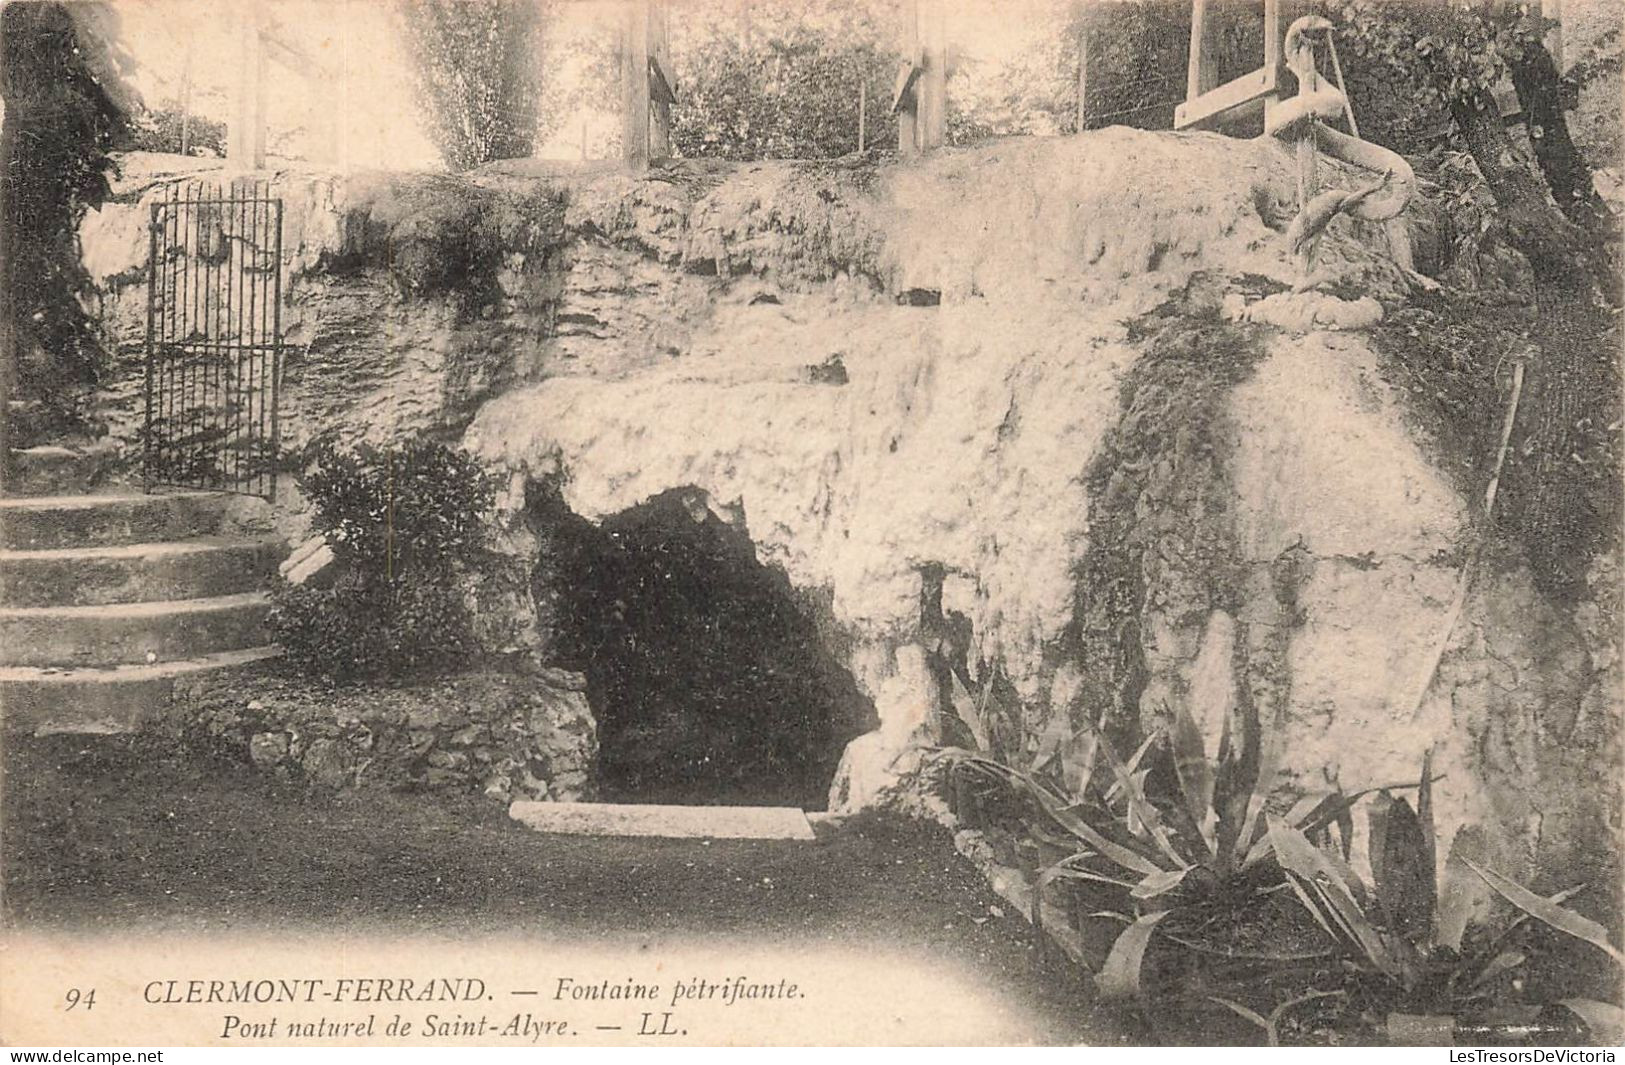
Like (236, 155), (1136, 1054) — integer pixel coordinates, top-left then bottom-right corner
(2, 0), (1622, 1050)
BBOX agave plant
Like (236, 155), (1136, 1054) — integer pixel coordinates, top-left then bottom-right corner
(937, 673), (1420, 1002)
(1261, 752), (1624, 1045)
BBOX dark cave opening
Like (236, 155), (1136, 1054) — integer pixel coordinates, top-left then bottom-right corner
(535, 487), (877, 810)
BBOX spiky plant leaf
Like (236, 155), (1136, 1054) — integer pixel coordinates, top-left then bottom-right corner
(1090, 724), (1187, 869)
(1038, 859), (1139, 893)
(948, 671), (990, 751)
(1243, 778), (1439, 869)
(1436, 825), (1488, 952)
(1418, 747), (1438, 923)
(1461, 858), (1625, 966)
(1033, 851), (1137, 938)
(1050, 803), (1166, 878)
(1232, 724), (1282, 868)
(940, 749), (1166, 877)
(1102, 732), (1159, 805)
(1028, 714), (1070, 774)
(1269, 817), (1402, 978)
(1095, 910), (1169, 1001)
(1060, 721), (1100, 797)
(1209, 996), (1272, 1040)
(1469, 951), (1525, 990)
(1558, 999), (1624, 1044)
(1368, 792), (1434, 942)
(1169, 698), (1218, 851)
(1334, 792), (1356, 861)
(1132, 867), (1189, 900)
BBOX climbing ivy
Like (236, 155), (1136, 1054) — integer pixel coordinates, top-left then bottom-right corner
(1066, 311), (1269, 747)
(0, 2), (128, 439)
(1332, 0), (1550, 110)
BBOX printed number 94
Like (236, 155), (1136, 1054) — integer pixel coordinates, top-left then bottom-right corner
(66, 989), (96, 1011)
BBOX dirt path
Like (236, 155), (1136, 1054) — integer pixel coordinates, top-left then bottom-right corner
(3, 733), (1140, 1046)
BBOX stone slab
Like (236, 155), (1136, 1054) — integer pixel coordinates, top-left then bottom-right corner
(509, 801), (816, 841)
(0, 645), (281, 735)
(0, 537), (281, 607)
(0, 590), (271, 667)
(0, 491), (269, 551)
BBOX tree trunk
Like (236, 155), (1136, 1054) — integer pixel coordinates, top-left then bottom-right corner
(1447, 87), (1620, 599)
(1448, 87), (1614, 301)
(1508, 36), (1612, 234)
(1496, 283), (1619, 602)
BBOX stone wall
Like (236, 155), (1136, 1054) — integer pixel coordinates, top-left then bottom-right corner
(161, 667), (597, 803)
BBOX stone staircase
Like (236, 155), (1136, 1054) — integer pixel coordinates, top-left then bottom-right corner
(1, 468), (285, 735)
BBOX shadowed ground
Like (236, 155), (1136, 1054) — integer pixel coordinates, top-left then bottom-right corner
(1, 733), (1156, 1045)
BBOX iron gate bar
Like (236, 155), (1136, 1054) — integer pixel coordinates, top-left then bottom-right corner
(143, 179), (283, 499)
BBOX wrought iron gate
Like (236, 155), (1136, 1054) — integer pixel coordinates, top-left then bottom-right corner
(144, 180), (283, 498)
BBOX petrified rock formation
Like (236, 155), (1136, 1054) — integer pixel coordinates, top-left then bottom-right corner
(79, 131), (1618, 886)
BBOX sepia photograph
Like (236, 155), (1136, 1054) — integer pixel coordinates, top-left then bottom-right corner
(0, 0), (1621, 1050)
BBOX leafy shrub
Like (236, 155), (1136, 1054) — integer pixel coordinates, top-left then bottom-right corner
(268, 439), (498, 682)
(128, 105), (226, 157)
(2, 2), (127, 436)
(669, 1), (899, 160)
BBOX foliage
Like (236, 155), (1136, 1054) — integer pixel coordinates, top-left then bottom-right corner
(943, 707), (1622, 1043)
(1069, 315), (1268, 742)
(268, 439), (498, 682)
(394, 0), (552, 170)
(0, 1), (130, 434)
(128, 104), (226, 157)
(936, 676), (1403, 1002)
(1261, 753), (1624, 1042)
(670, 0), (899, 159)
(943, 11), (1074, 143)
(1330, 0), (1552, 112)
(1055, 0), (1261, 133)
(1372, 286), (1622, 603)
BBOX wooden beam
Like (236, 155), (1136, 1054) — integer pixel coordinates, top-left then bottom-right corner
(891, 60), (920, 113)
(621, 0), (650, 169)
(1186, 0), (1218, 102)
(1173, 63), (1280, 130)
(1076, 26), (1089, 132)
(228, 5), (267, 169)
(648, 0), (672, 160)
(896, 0), (945, 153)
(897, 0), (919, 154)
(918, 0), (946, 150)
(1262, 0), (1280, 127)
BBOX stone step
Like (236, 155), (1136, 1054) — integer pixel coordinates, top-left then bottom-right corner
(0, 591), (271, 667)
(2, 441), (119, 496)
(0, 646), (281, 735)
(0, 537), (282, 607)
(509, 801), (817, 840)
(0, 491), (269, 551)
